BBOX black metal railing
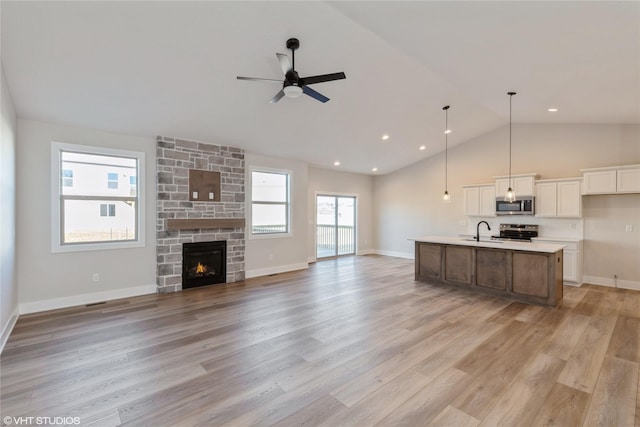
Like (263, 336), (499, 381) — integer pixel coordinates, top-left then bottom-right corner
(316, 224), (355, 256)
(252, 224), (287, 234)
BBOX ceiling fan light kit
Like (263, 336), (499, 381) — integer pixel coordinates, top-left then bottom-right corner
(283, 85), (303, 98)
(237, 37), (346, 103)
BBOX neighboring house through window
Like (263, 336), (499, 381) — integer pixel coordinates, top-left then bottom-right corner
(100, 203), (116, 217)
(129, 175), (137, 196)
(107, 172), (119, 189)
(250, 169), (291, 236)
(62, 169), (73, 187)
(51, 141), (145, 252)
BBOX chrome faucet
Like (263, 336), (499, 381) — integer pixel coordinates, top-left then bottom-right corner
(476, 221), (491, 242)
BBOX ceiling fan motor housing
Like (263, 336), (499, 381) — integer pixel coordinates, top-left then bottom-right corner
(286, 38), (300, 51)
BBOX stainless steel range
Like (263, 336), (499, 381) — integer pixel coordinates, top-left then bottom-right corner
(492, 224), (538, 242)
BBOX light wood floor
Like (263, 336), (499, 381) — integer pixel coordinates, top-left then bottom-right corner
(1, 255), (639, 426)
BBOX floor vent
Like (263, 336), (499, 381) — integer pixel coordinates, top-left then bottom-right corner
(86, 301), (107, 307)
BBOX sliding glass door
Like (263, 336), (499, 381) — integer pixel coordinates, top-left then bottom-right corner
(316, 195), (356, 258)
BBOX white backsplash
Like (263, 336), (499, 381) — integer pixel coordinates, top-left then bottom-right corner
(465, 216), (584, 240)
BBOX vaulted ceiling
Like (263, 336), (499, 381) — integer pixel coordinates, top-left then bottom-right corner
(2, 1), (638, 174)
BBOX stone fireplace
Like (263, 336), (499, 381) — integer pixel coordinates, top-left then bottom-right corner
(156, 136), (245, 293)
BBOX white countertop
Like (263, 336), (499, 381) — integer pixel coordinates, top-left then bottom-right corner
(531, 237), (583, 243)
(411, 236), (566, 253)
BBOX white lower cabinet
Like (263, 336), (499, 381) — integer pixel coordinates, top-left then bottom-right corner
(532, 238), (583, 286)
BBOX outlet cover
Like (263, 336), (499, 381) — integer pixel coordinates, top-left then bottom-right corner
(625, 224), (633, 232)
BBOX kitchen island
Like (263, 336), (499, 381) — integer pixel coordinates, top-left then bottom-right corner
(412, 236), (565, 307)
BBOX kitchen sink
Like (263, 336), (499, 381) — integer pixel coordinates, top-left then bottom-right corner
(460, 238), (503, 243)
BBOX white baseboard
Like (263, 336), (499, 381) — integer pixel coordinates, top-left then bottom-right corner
(19, 284), (158, 315)
(245, 262), (309, 279)
(1, 306), (20, 354)
(583, 275), (640, 291)
(372, 249), (415, 260)
(307, 256), (316, 263)
(357, 249), (375, 256)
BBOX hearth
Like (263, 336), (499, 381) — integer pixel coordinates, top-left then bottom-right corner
(182, 241), (226, 289)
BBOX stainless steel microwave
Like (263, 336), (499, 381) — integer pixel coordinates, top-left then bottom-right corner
(495, 197), (535, 215)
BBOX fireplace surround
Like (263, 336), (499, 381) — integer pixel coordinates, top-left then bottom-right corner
(156, 136), (245, 293)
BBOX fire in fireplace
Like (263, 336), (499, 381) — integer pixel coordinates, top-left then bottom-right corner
(182, 241), (226, 289)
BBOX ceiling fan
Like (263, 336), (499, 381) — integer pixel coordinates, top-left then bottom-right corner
(237, 38), (346, 103)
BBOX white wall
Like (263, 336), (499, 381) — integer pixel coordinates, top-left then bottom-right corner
(16, 120), (157, 312)
(245, 151), (308, 277)
(583, 194), (640, 287)
(373, 124), (640, 283)
(307, 166), (374, 260)
(1, 63), (18, 349)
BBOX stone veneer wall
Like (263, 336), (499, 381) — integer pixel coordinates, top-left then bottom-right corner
(156, 136), (245, 293)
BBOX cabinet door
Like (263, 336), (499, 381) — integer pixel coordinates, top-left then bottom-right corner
(496, 177), (534, 197)
(514, 176), (534, 196)
(563, 250), (577, 282)
(557, 180), (582, 217)
(583, 170), (616, 194)
(617, 168), (640, 193)
(479, 186), (496, 216)
(535, 182), (557, 217)
(463, 187), (480, 216)
(495, 179), (509, 197)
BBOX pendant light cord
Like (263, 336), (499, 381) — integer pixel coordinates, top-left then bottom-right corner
(442, 105), (450, 198)
(508, 92), (516, 188)
(445, 106), (448, 192)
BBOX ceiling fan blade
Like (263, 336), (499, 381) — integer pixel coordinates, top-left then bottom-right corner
(237, 76), (283, 83)
(302, 85), (329, 103)
(269, 89), (286, 104)
(276, 53), (292, 75)
(301, 72), (346, 86)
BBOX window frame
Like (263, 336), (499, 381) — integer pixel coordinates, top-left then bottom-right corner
(51, 141), (146, 253)
(248, 166), (292, 240)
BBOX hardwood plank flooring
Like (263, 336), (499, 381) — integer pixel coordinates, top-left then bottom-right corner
(1, 255), (639, 426)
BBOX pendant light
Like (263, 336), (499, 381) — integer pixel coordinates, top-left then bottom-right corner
(442, 105), (451, 203)
(504, 92), (517, 202)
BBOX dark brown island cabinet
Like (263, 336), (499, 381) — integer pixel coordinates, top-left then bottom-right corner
(413, 237), (565, 307)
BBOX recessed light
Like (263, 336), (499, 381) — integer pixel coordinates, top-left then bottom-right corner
(419, 145), (426, 150)
(548, 108), (559, 112)
(372, 167), (378, 172)
(382, 134), (390, 141)
(334, 161), (340, 166)
(444, 129), (452, 134)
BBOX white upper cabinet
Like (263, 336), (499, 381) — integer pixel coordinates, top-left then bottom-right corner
(479, 185), (496, 216)
(494, 174), (538, 197)
(582, 170), (617, 194)
(535, 178), (582, 218)
(581, 165), (640, 195)
(463, 184), (495, 216)
(535, 182), (557, 217)
(617, 168), (640, 193)
(463, 186), (480, 216)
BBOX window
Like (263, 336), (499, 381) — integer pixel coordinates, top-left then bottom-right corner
(51, 142), (145, 252)
(100, 203), (116, 217)
(129, 175), (137, 196)
(251, 169), (290, 236)
(62, 169), (74, 187)
(107, 172), (119, 189)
